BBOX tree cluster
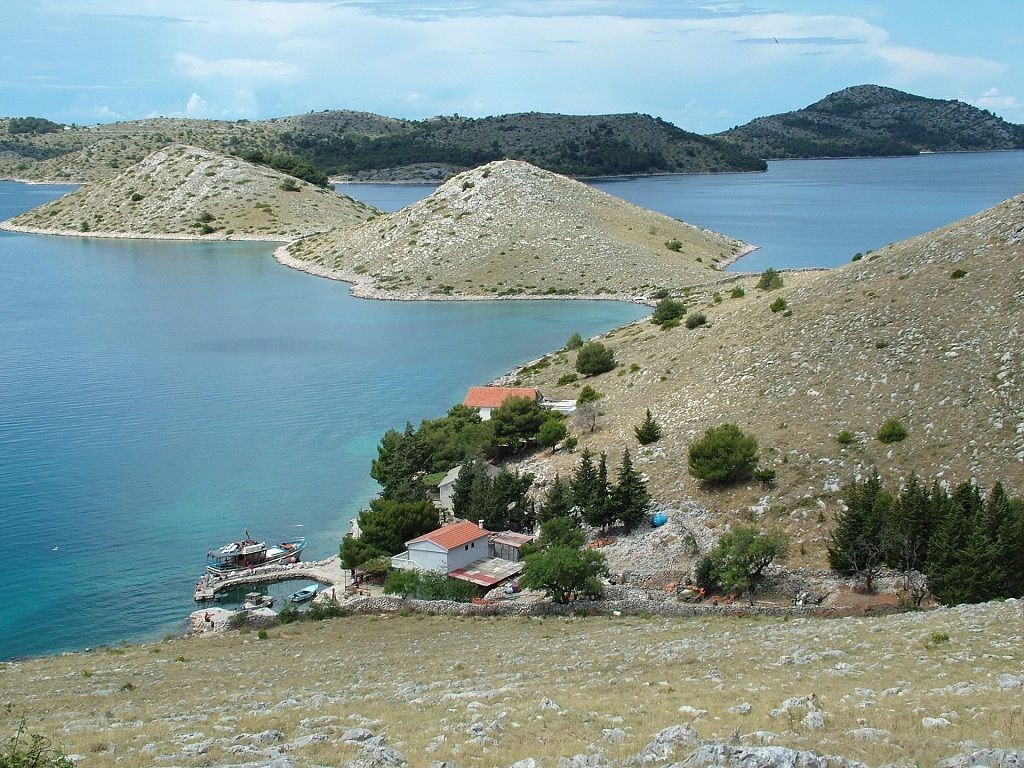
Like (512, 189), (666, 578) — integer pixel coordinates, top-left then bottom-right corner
(828, 473), (1024, 605)
(537, 449), (650, 532)
(8, 117), (63, 135)
(340, 498), (439, 570)
(452, 460), (535, 532)
(239, 149), (329, 187)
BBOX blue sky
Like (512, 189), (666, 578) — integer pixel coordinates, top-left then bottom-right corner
(2, 0), (1022, 132)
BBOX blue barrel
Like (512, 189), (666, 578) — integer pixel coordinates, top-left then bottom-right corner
(651, 512), (668, 527)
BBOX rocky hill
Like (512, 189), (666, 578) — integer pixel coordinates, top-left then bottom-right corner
(507, 193), (1024, 566)
(282, 111), (768, 180)
(0, 110), (766, 184)
(2, 598), (1022, 767)
(2, 145), (379, 240)
(278, 159), (749, 297)
(717, 84), (1024, 158)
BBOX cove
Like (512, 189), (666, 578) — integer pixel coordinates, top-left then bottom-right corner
(0, 181), (646, 659)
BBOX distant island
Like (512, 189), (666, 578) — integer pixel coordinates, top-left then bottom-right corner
(3, 84), (1022, 185)
(717, 84), (1024, 159)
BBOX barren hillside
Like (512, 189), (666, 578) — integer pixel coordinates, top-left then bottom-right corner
(2, 600), (1021, 768)
(280, 159), (749, 298)
(508, 194), (1024, 566)
(2, 145), (379, 240)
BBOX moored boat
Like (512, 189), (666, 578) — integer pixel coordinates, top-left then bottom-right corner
(206, 531), (306, 577)
(289, 583), (320, 603)
(241, 592), (275, 611)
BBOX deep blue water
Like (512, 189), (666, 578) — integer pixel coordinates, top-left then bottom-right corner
(339, 151), (1024, 272)
(0, 183), (645, 659)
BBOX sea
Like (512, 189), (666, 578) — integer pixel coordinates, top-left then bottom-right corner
(2, 150), (1022, 660)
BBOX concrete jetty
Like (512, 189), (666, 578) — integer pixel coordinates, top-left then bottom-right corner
(193, 556), (348, 602)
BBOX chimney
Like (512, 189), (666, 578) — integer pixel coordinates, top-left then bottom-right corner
(478, 519), (485, 530)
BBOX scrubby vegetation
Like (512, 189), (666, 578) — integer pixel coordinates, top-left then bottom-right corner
(575, 341), (617, 375)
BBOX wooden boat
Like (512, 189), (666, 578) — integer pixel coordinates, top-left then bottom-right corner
(241, 592), (275, 611)
(206, 531), (306, 577)
(289, 583), (320, 603)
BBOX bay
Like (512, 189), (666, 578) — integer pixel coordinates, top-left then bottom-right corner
(0, 182), (645, 659)
(338, 151), (1024, 271)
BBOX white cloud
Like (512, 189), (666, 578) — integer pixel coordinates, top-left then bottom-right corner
(174, 53), (299, 82)
(184, 92), (208, 116)
(973, 86), (1020, 111)
(871, 44), (1003, 86)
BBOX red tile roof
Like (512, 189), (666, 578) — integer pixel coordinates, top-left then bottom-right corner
(408, 520), (490, 550)
(463, 386), (539, 409)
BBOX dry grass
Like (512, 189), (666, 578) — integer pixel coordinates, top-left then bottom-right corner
(3, 600), (1022, 767)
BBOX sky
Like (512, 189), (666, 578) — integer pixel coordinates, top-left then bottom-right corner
(2, 0), (1022, 134)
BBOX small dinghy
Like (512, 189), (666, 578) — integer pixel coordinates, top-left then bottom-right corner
(289, 583), (319, 603)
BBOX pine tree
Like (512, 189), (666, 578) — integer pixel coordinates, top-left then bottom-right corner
(634, 408), (662, 445)
(570, 450), (599, 519)
(582, 453), (614, 531)
(538, 474), (574, 523)
(611, 448), (650, 530)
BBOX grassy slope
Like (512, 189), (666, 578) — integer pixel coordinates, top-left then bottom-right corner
(508, 194), (1024, 568)
(2, 601), (1021, 767)
(283, 159), (748, 297)
(4, 145), (379, 239)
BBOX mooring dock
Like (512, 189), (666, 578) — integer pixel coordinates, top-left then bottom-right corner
(193, 556), (348, 602)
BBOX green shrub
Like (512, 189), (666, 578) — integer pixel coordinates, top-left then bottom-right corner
(664, 239), (683, 252)
(950, 268), (967, 279)
(688, 423), (759, 485)
(851, 252), (863, 262)
(576, 385), (602, 404)
(754, 467), (777, 485)
(712, 292), (723, 304)
(876, 419), (908, 444)
(129, 192), (144, 202)
(257, 629), (269, 640)
(279, 179), (299, 192)
(730, 286), (745, 298)
(556, 373), (578, 386)
(835, 430), (856, 446)
(661, 317), (681, 330)
(575, 341), (616, 376)
(565, 332), (584, 350)
(769, 297), (788, 313)
(650, 288), (670, 300)
(685, 313), (707, 329)
(756, 267), (784, 291)
(2, 714), (74, 768)
(651, 297), (687, 326)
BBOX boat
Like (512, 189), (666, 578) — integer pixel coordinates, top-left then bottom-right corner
(289, 583), (320, 603)
(241, 592), (275, 611)
(206, 531), (306, 577)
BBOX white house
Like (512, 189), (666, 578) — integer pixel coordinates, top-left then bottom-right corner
(437, 462), (500, 512)
(390, 520), (491, 574)
(462, 386), (541, 421)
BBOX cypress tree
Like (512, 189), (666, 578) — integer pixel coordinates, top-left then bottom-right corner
(828, 472), (890, 592)
(570, 450), (599, 520)
(611, 448), (650, 530)
(584, 452), (614, 532)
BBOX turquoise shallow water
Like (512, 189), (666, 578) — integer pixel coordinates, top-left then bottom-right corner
(0, 183), (645, 658)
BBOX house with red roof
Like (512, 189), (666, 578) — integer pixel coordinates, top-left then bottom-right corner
(390, 519), (491, 575)
(462, 386), (541, 421)
(389, 520), (533, 588)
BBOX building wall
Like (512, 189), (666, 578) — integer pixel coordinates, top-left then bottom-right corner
(478, 406), (493, 421)
(445, 535), (489, 571)
(405, 543), (449, 573)
(438, 481), (456, 512)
